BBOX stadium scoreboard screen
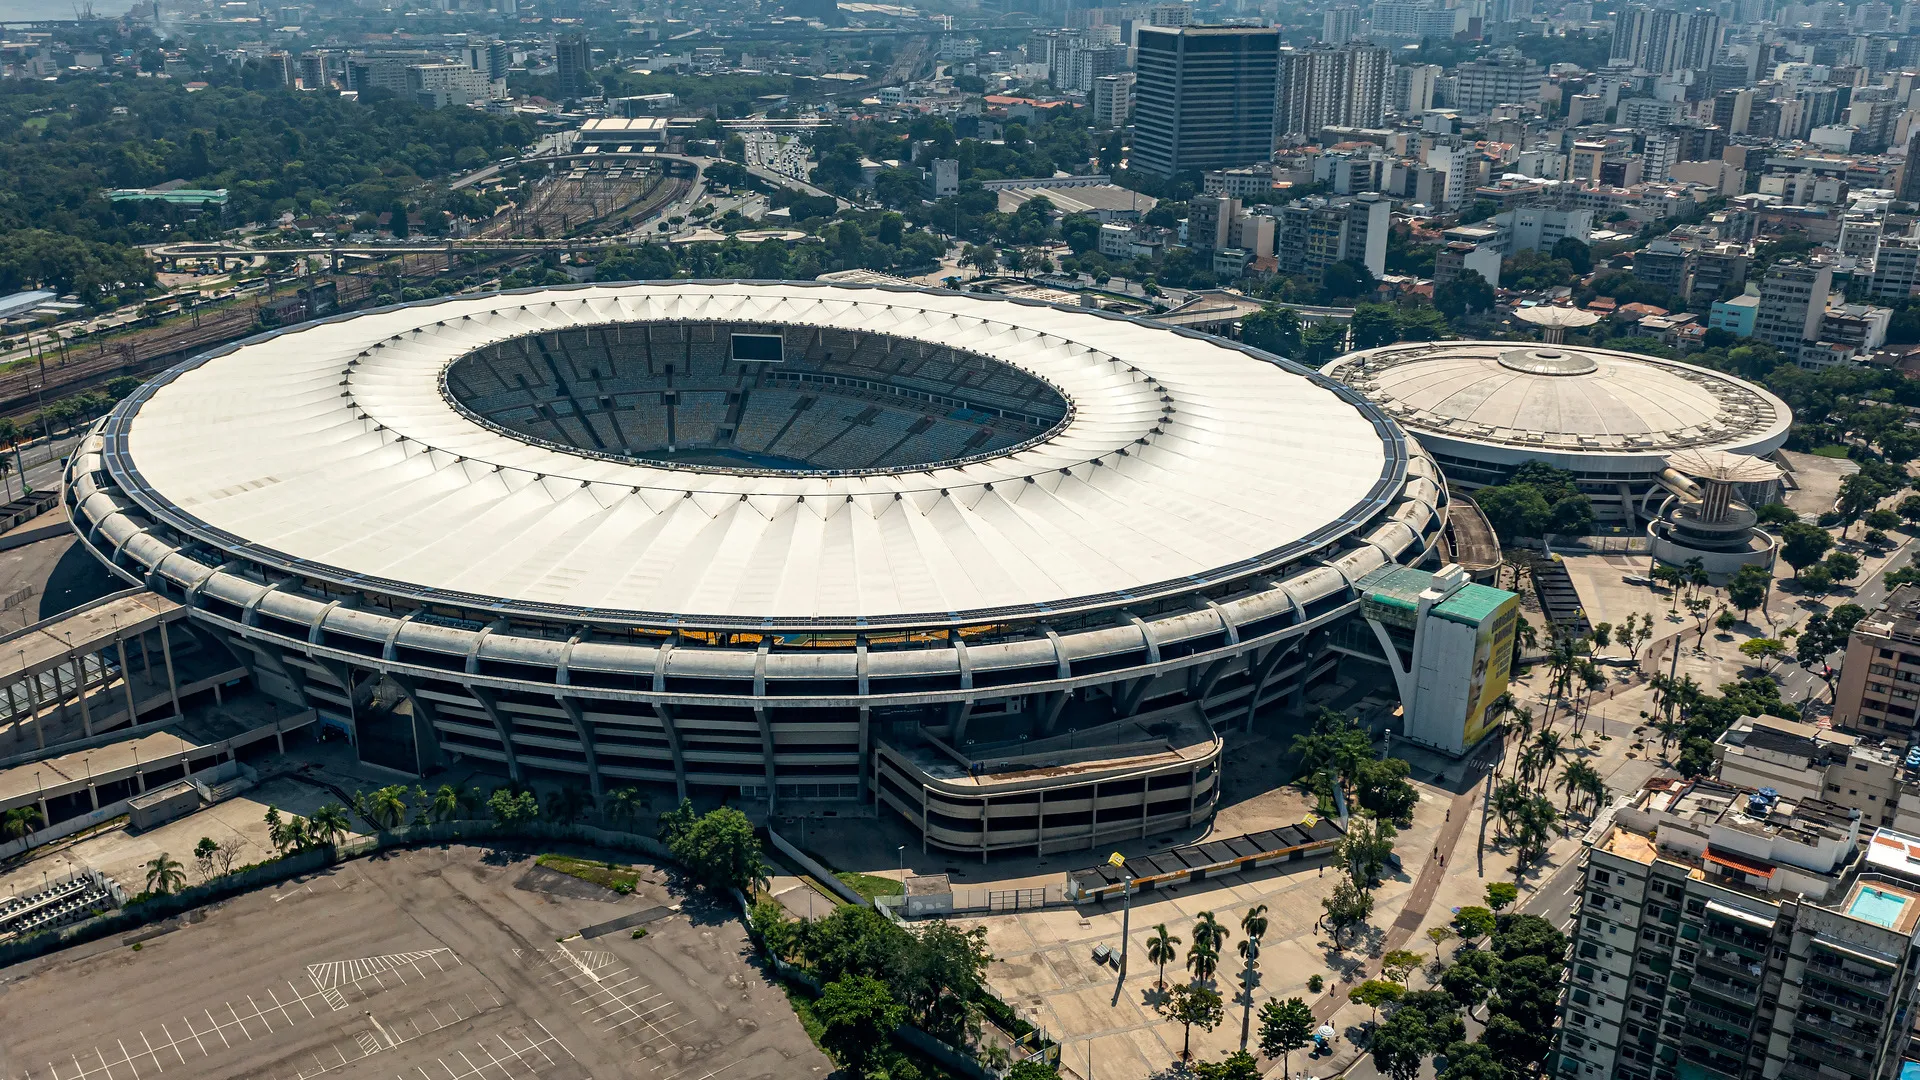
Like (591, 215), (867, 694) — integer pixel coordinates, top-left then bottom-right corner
(731, 332), (784, 362)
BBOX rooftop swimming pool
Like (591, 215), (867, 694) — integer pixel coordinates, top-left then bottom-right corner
(1849, 885), (1912, 929)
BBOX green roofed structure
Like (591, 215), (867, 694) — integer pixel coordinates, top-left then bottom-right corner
(1356, 563), (1519, 757)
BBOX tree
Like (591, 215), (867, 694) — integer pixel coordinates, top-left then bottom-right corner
(309, 803), (351, 846)
(1382, 948), (1423, 983)
(1008, 1062), (1064, 1080)
(1241, 304), (1303, 357)
(1259, 997), (1315, 1078)
(1726, 563), (1771, 619)
(1779, 521), (1835, 576)
(1339, 814), (1398, 888)
(1353, 756), (1419, 822)
(1434, 269), (1495, 321)
(1824, 550), (1861, 583)
(1146, 923), (1181, 989)
(145, 853), (186, 896)
(1427, 925), (1455, 960)
(192, 836), (219, 879)
(427, 783), (461, 823)
(1484, 882), (1519, 913)
(1440, 947), (1499, 1012)
(487, 788), (539, 825)
(1348, 978), (1405, 1024)
(662, 802), (766, 893)
(1, 805), (42, 841)
(1900, 494), (1920, 527)
(1369, 1008), (1428, 1080)
(1452, 905), (1496, 941)
(1867, 508), (1902, 532)
(815, 974), (904, 1076)
(1755, 502), (1799, 528)
(1161, 981), (1225, 1060)
(1439, 1039), (1511, 1080)
(1322, 877), (1374, 947)
(1740, 638), (1786, 669)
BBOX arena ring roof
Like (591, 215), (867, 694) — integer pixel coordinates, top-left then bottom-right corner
(95, 281), (1409, 631)
(1320, 341), (1791, 472)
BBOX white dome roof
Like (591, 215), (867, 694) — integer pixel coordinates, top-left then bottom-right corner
(1322, 342), (1790, 460)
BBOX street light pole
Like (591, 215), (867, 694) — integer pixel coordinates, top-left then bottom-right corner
(1118, 869), (1135, 974)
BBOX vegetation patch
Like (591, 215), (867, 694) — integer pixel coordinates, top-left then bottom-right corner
(834, 870), (903, 901)
(535, 853), (639, 895)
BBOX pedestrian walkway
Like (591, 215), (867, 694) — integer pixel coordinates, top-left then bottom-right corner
(1308, 772), (1484, 1025)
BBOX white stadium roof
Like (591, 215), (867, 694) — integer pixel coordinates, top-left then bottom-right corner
(106, 282), (1403, 626)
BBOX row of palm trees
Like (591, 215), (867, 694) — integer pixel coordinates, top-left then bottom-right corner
(1145, 905), (1279, 1058)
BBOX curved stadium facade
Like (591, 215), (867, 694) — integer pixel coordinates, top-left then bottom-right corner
(65, 281), (1449, 856)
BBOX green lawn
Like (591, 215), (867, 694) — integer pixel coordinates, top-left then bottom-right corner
(536, 853), (639, 894)
(1810, 445), (1853, 458)
(835, 870), (904, 901)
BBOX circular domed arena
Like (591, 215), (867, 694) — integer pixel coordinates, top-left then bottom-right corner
(67, 281), (1449, 857)
(1321, 341), (1792, 526)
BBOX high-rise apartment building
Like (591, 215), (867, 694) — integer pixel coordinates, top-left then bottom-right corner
(1322, 4), (1360, 42)
(555, 32), (591, 98)
(1450, 51), (1543, 116)
(1272, 192), (1392, 277)
(1370, 0), (1462, 40)
(1275, 42), (1390, 137)
(1391, 62), (1440, 113)
(265, 50), (294, 87)
(1868, 239), (1920, 302)
(1610, 6), (1723, 74)
(1560, 778), (1920, 1080)
(1091, 72), (1135, 128)
(298, 50), (328, 90)
(1131, 26), (1279, 178)
(464, 38), (509, 81)
(1754, 260), (1834, 363)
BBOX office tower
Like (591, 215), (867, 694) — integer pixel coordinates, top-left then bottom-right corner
(1131, 25), (1279, 177)
(555, 32), (591, 98)
(1611, 5), (1723, 74)
(1754, 260), (1834, 360)
(1275, 41), (1390, 136)
(1562, 777), (1920, 1080)
(1450, 51), (1542, 116)
(1091, 72), (1135, 127)
(464, 38), (509, 81)
(1322, 4), (1360, 42)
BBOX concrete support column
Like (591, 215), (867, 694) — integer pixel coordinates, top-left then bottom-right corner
(555, 695), (603, 801)
(1089, 780), (1100, 850)
(23, 672), (43, 751)
(158, 622), (182, 719)
(470, 687), (521, 783)
(753, 706), (777, 817)
(651, 702), (688, 803)
(980, 795), (990, 864)
(75, 655), (92, 737)
(856, 706), (871, 805)
(116, 637), (137, 731)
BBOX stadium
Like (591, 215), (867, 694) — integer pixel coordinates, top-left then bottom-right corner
(1321, 341), (1793, 526)
(65, 281), (1450, 857)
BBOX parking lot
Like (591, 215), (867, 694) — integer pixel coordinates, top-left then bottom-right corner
(0, 844), (831, 1080)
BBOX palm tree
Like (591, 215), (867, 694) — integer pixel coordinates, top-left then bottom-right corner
(1186, 940), (1220, 983)
(605, 787), (645, 830)
(145, 853), (186, 896)
(1530, 730), (1569, 792)
(1193, 911), (1228, 959)
(1146, 924), (1180, 990)
(427, 784), (460, 823)
(309, 803), (351, 846)
(1, 805), (43, 841)
(1237, 905), (1268, 1048)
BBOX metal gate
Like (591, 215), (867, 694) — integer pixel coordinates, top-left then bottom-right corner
(988, 888), (1046, 912)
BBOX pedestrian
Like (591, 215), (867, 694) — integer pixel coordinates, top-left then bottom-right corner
(1445, 808), (1450, 822)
